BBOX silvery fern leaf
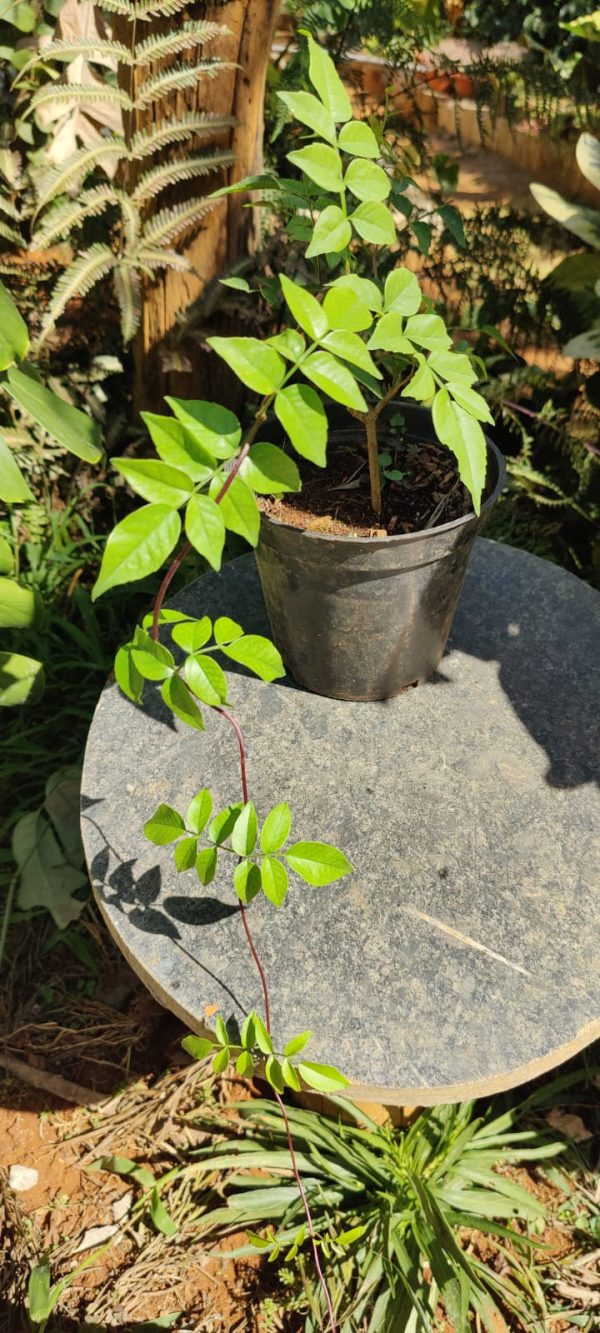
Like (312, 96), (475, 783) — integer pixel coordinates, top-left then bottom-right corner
(38, 244), (116, 342)
(114, 191), (141, 249)
(113, 264), (142, 341)
(132, 151), (234, 205)
(130, 113), (235, 161)
(134, 22), (226, 65)
(140, 197), (217, 247)
(93, 0), (134, 15)
(0, 148), (23, 189)
(30, 187), (120, 249)
(135, 246), (193, 273)
(28, 84), (132, 119)
(136, 61), (235, 108)
(16, 37), (133, 78)
(0, 196), (22, 221)
(133, 0), (199, 18)
(34, 142), (127, 214)
(0, 221), (24, 247)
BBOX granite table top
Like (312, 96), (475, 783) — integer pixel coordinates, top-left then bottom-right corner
(81, 538), (600, 1106)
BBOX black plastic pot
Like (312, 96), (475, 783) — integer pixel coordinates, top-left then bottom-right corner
(254, 405), (505, 701)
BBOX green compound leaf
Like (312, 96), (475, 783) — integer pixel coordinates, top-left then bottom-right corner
(171, 615), (212, 652)
(207, 337), (286, 395)
(210, 475), (260, 547)
(260, 801), (292, 853)
(285, 840), (353, 886)
(234, 858), (262, 903)
(196, 845), (218, 885)
(114, 643), (143, 704)
(301, 350), (367, 411)
(338, 119), (379, 158)
(274, 384), (328, 466)
(241, 1012), (256, 1048)
(185, 493), (226, 570)
(306, 31), (352, 122)
(215, 1014), (229, 1046)
(277, 89), (336, 144)
(214, 616), (243, 644)
(367, 313), (413, 354)
(350, 201), (396, 246)
(185, 787), (213, 834)
(131, 630), (174, 681)
(161, 674), (205, 730)
(282, 1058), (302, 1091)
(344, 158), (390, 202)
(220, 634), (285, 682)
(284, 1029), (311, 1057)
(280, 273), (329, 340)
(209, 802), (243, 846)
(402, 354), (435, 403)
(236, 1048), (254, 1077)
(432, 386), (487, 515)
(0, 650), (44, 706)
(0, 278), (29, 370)
(447, 383), (494, 424)
(328, 273), (382, 311)
(0, 433), (33, 503)
(113, 458), (193, 507)
(287, 143), (343, 193)
(320, 330), (381, 378)
(174, 836), (198, 871)
(297, 1061), (350, 1092)
(322, 285), (373, 333)
(305, 205), (352, 259)
(241, 442), (301, 495)
(182, 1034), (214, 1061)
(231, 800), (258, 856)
(265, 1055), (285, 1093)
(428, 349), (477, 384)
(404, 314), (452, 351)
(261, 856), (289, 907)
(268, 329), (306, 361)
(93, 504), (181, 600)
(184, 653), (228, 707)
(212, 1046), (230, 1075)
(253, 1012), (274, 1055)
(7, 364), (102, 464)
(165, 400), (241, 459)
(384, 268), (422, 316)
(144, 803), (185, 845)
(141, 412), (215, 481)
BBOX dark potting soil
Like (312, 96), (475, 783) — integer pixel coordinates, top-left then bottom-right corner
(260, 436), (472, 537)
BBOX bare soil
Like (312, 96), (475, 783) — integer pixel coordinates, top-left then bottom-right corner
(261, 436), (471, 537)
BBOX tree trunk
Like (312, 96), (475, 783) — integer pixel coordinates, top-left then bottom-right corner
(133, 0), (281, 413)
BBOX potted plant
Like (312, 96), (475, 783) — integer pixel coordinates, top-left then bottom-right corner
(208, 33), (504, 699)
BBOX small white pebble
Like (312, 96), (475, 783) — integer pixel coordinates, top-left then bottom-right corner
(75, 1223), (119, 1252)
(111, 1190), (133, 1222)
(8, 1165), (38, 1192)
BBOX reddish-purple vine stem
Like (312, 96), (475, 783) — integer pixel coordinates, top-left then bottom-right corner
(148, 412), (337, 1331)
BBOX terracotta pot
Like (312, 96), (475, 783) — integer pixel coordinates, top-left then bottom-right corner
(453, 72), (476, 99)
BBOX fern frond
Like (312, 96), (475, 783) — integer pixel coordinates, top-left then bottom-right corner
(30, 187), (120, 249)
(136, 61), (235, 108)
(34, 141), (126, 214)
(113, 190), (140, 249)
(134, 22), (226, 65)
(92, 0), (134, 15)
(132, 151), (234, 205)
(0, 196), (23, 221)
(141, 197), (217, 247)
(0, 149), (23, 189)
(133, 0), (205, 19)
(29, 84), (132, 119)
(38, 243), (116, 342)
(135, 246), (193, 273)
(130, 113), (234, 160)
(113, 263), (142, 341)
(0, 221), (24, 246)
(17, 37), (133, 78)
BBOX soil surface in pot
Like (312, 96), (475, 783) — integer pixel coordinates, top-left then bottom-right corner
(260, 436), (471, 536)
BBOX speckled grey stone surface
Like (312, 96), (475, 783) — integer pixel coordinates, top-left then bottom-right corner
(81, 539), (600, 1105)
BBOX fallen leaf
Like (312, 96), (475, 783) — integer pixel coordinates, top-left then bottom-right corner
(75, 1223), (119, 1252)
(545, 1109), (593, 1142)
(112, 1190), (133, 1223)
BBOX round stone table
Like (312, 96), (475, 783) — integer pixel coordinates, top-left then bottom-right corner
(81, 539), (600, 1106)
